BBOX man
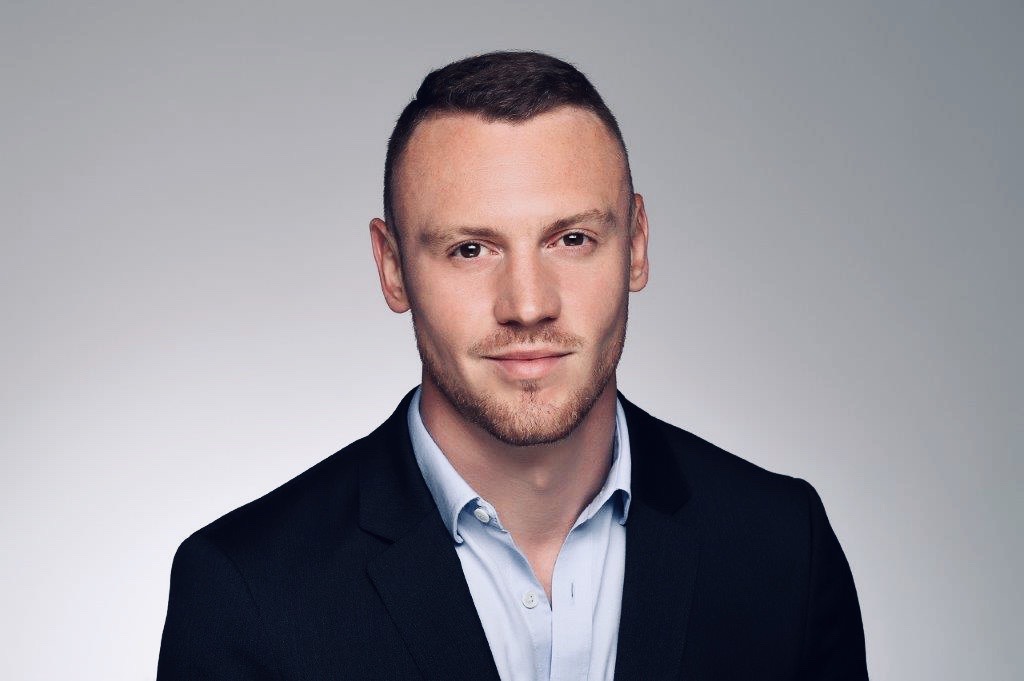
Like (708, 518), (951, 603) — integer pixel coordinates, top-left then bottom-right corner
(158, 51), (868, 680)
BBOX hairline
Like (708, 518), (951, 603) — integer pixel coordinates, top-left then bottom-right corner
(386, 105), (636, 241)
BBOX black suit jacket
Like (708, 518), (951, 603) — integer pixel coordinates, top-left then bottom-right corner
(158, 390), (867, 680)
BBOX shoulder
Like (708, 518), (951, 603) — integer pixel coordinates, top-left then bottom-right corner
(176, 418), (388, 570)
(621, 395), (820, 531)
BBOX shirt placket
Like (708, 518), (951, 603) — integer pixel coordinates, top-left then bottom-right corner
(550, 507), (601, 681)
(477, 499), (553, 681)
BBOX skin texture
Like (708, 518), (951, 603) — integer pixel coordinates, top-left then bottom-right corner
(370, 106), (649, 597)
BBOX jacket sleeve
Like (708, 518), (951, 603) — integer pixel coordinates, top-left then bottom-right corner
(156, 532), (280, 680)
(798, 479), (869, 680)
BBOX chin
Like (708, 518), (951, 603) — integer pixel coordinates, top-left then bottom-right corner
(435, 367), (613, 447)
(499, 395), (592, 445)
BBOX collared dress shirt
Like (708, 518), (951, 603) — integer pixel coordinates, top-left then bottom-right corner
(407, 387), (632, 681)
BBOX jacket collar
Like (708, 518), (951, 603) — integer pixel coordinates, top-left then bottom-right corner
(614, 395), (702, 681)
(357, 388), (436, 543)
(618, 394), (692, 515)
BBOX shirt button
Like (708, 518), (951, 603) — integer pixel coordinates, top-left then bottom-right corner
(473, 507), (491, 523)
(521, 591), (539, 609)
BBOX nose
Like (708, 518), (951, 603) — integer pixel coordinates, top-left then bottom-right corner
(493, 250), (561, 327)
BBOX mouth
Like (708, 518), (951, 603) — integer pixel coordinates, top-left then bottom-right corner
(482, 348), (573, 381)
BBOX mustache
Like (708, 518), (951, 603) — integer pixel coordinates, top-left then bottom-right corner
(470, 327), (584, 356)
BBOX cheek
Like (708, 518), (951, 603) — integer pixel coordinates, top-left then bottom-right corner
(581, 293), (628, 346)
(560, 254), (630, 334)
(407, 255), (488, 304)
(407, 264), (493, 354)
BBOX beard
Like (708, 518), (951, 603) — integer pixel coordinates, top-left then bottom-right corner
(412, 307), (627, 447)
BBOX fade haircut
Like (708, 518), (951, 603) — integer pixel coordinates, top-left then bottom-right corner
(383, 51), (634, 237)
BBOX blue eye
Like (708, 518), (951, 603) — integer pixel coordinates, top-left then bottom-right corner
(456, 243), (482, 258)
(561, 233), (588, 246)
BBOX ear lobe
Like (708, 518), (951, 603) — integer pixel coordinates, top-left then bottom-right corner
(369, 218), (411, 313)
(628, 194), (650, 292)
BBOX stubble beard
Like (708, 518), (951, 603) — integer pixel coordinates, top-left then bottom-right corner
(412, 307), (628, 447)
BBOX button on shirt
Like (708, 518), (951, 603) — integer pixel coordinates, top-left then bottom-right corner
(408, 388), (632, 681)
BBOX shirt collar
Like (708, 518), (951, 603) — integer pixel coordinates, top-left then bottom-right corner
(407, 386), (633, 543)
(594, 398), (632, 526)
(407, 388), (482, 543)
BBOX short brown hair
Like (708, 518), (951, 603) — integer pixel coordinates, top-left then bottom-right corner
(383, 51), (633, 233)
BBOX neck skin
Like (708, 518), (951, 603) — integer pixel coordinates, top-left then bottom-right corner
(419, 374), (618, 599)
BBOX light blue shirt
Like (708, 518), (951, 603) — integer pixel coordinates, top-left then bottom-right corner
(408, 388), (632, 681)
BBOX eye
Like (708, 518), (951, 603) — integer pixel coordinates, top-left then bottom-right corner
(454, 242), (483, 258)
(560, 232), (590, 247)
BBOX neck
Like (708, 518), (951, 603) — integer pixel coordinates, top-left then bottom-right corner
(418, 377), (618, 552)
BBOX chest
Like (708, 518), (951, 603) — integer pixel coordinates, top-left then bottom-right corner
(455, 504), (626, 681)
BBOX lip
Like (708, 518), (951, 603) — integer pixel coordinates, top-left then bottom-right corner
(486, 347), (571, 361)
(483, 349), (571, 380)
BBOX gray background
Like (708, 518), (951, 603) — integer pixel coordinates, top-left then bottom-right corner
(2, 1), (1020, 679)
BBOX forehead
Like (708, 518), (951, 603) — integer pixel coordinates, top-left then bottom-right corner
(394, 106), (628, 232)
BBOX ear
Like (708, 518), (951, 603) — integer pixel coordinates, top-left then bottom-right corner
(628, 193), (650, 292)
(369, 218), (411, 313)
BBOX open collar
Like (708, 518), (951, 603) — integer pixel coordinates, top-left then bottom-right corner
(357, 388), (701, 681)
(405, 386), (635, 543)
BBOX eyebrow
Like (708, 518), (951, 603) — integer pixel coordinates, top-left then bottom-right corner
(418, 208), (617, 250)
(549, 208), (616, 233)
(418, 225), (503, 250)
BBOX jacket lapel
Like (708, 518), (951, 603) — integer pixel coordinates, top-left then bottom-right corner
(359, 390), (501, 681)
(614, 396), (702, 681)
(366, 513), (502, 681)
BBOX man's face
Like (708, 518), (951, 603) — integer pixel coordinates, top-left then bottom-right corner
(372, 106), (649, 446)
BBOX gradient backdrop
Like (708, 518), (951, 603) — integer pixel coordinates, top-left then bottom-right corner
(2, 1), (1021, 679)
